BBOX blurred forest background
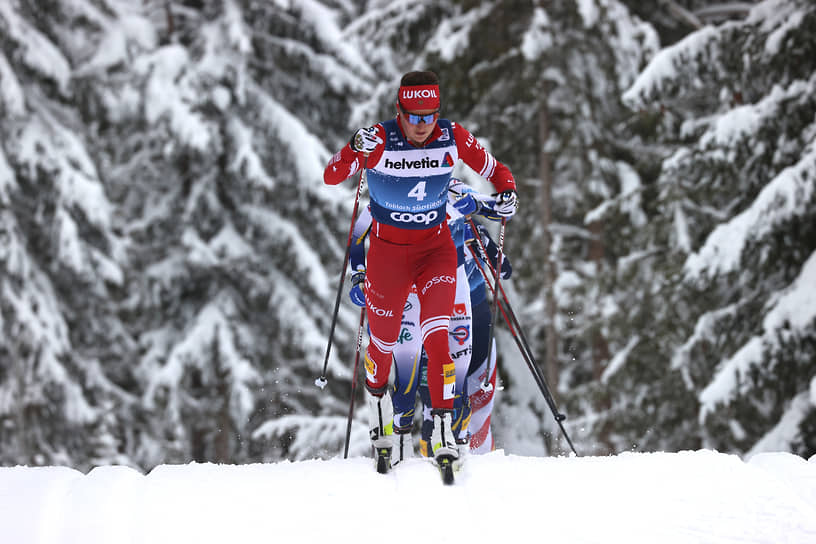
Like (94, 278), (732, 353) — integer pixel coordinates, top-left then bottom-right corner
(1, 0), (814, 471)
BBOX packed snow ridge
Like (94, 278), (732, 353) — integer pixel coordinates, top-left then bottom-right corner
(2, 449), (815, 543)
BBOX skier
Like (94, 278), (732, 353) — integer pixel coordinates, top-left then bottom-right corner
(348, 179), (505, 465)
(417, 220), (512, 457)
(324, 70), (517, 472)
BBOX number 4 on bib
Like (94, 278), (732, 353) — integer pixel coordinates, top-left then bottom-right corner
(407, 181), (427, 201)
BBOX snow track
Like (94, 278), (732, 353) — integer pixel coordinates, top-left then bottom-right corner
(1, 450), (814, 543)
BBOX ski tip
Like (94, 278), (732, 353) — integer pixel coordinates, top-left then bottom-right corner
(314, 376), (328, 389)
(437, 456), (456, 485)
(376, 448), (392, 474)
(440, 462), (454, 485)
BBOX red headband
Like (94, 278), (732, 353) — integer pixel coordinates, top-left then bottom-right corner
(398, 84), (440, 111)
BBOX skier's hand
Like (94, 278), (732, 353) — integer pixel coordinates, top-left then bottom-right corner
(479, 227), (513, 279)
(494, 190), (518, 218)
(349, 271), (366, 307)
(350, 127), (383, 154)
(452, 193), (479, 216)
(500, 255), (513, 279)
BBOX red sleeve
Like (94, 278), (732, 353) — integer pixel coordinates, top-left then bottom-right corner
(453, 123), (515, 193)
(323, 125), (386, 185)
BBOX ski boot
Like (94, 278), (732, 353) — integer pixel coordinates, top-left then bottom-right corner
(454, 435), (470, 470)
(431, 409), (459, 484)
(391, 428), (414, 466)
(367, 385), (393, 474)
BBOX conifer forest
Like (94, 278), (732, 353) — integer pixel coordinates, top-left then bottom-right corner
(1, 0), (814, 471)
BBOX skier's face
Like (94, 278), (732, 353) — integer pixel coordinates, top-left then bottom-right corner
(398, 103), (438, 146)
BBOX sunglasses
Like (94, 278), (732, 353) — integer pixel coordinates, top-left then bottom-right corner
(399, 103), (439, 125)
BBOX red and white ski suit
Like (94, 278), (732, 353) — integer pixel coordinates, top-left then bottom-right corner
(324, 117), (514, 409)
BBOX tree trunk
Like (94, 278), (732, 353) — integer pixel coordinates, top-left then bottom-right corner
(588, 220), (614, 454)
(539, 99), (559, 399)
(214, 363), (232, 463)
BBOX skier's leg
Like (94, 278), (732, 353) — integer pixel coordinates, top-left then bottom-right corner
(390, 289), (421, 463)
(467, 298), (496, 453)
(417, 352), (434, 457)
(364, 236), (412, 447)
(449, 262), (473, 443)
(417, 267), (473, 455)
(415, 235), (458, 459)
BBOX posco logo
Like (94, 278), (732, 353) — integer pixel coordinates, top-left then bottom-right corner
(390, 210), (439, 225)
(421, 274), (456, 295)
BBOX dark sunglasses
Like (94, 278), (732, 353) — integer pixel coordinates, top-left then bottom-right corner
(399, 103), (439, 125)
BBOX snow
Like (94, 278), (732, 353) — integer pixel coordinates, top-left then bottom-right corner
(812, 376), (816, 405)
(698, 250), (816, 420)
(700, 78), (812, 151)
(747, 0), (807, 56)
(576, 0), (600, 28)
(0, 147), (16, 203)
(135, 45), (213, 151)
(1, 450), (815, 543)
(671, 303), (738, 383)
(601, 335), (640, 383)
(295, 0), (374, 81)
(623, 25), (720, 109)
(582, 160), (645, 227)
(72, 14), (158, 77)
(248, 80), (332, 191)
(520, 7), (552, 62)
(762, 249), (816, 333)
(617, 160), (647, 227)
(242, 204), (332, 299)
(0, 3), (72, 96)
(699, 335), (764, 419)
(428, 4), (495, 63)
(55, 209), (88, 276)
(13, 116), (113, 232)
(142, 293), (261, 424)
(684, 137), (816, 280)
(0, 51), (26, 116)
(749, 392), (814, 458)
(673, 203), (692, 252)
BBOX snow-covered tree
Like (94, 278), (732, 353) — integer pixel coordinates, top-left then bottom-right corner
(1, 0), (813, 469)
(1, 0), (381, 468)
(0, 0), (134, 468)
(385, 0), (660, 455)
(597, 0), (816, 454)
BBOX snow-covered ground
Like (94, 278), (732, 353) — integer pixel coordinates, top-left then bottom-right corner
(1, 449), (815, 543)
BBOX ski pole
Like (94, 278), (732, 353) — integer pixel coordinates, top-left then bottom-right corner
(503, 297), (578, 455)
(466, 223), (578, 455)
(466, 241), (544, 391)
(315, 163), (367, 389)
(481, 217), (505, 392)
(467, 220), (556, 400)
(343, 306), (366, 458)
(468, 243), (577, 455)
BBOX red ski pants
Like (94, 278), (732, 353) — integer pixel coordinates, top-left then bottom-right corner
(364, 226), (457, 410)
